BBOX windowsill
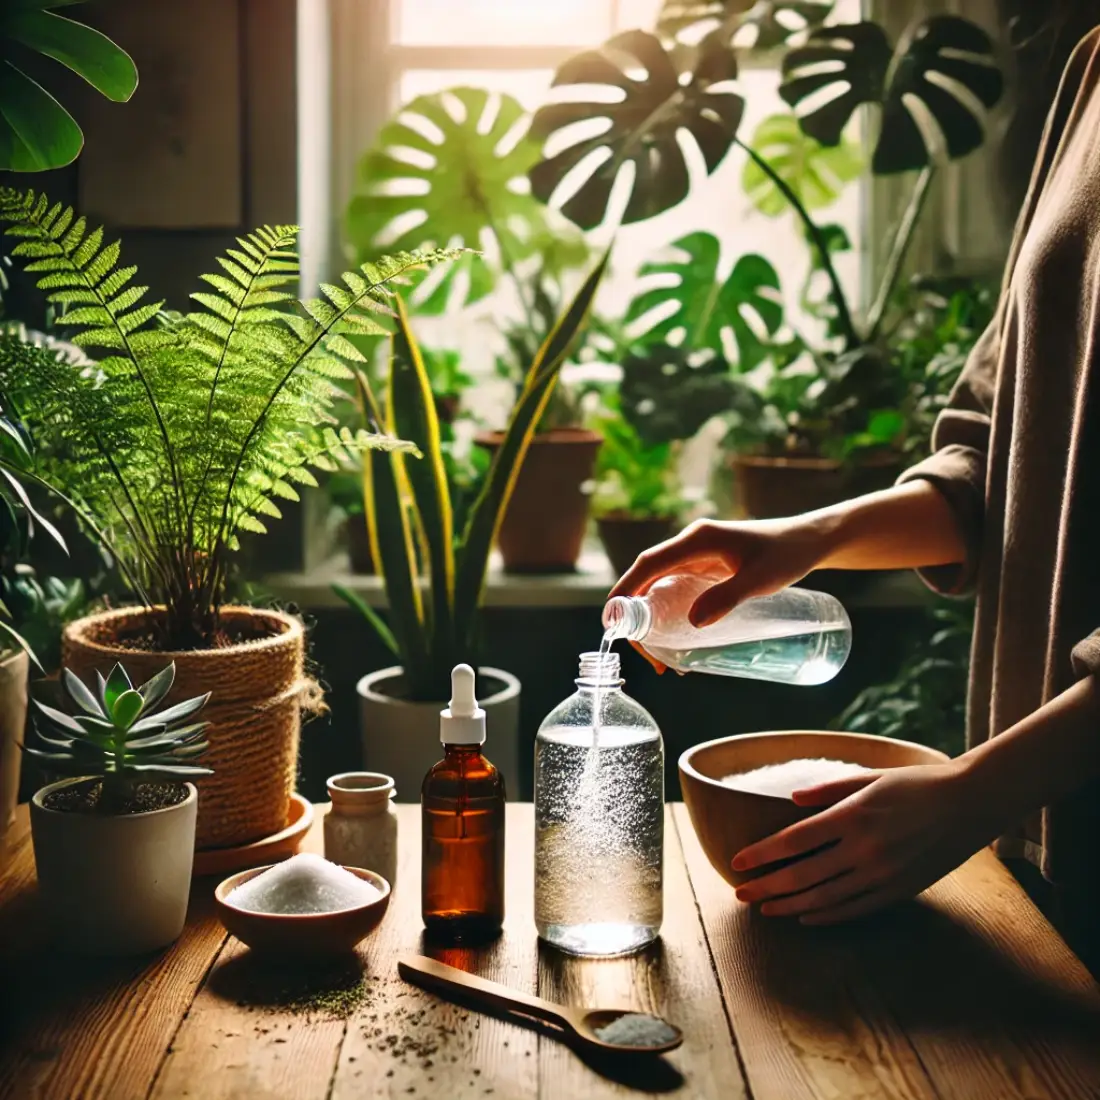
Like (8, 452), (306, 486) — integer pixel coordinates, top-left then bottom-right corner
(263, 549), (934, 611)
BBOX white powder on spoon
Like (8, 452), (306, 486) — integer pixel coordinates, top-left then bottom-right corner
(719, 758), (871, 799)
(594, 1013), (679, 1048)
(227, 853), (382, 914)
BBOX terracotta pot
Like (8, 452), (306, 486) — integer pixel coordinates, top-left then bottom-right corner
(731, 454), (901, 519)
(356, 666), (521, 802)
(345, 516), (375, 574)
(0, 649), (29, 833)
(476, 428), (602, 573)
(62, 606), (311, 851)
(31, 778), (198, 954)
(596, 514), (679, 579)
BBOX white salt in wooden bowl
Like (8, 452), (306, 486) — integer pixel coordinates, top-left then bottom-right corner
(679, 731), (949, 887)
(215, 863), (390, 956)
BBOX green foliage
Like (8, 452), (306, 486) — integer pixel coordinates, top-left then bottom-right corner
(25, 660), (213, 807)
(529, 30), (744, 230)
(781, 16), (1004, 174)
(340, 256), (610, 702)
(1, 571), (85, 672)
(0, 1), (138, 171)
(0, 187), (458, 649)
(741, 113), (863, 218)
(588, 388), (684, 520)
(833, 601), (973, 756)
(624, 233), (782, 370)
(657, 0), (834, 49)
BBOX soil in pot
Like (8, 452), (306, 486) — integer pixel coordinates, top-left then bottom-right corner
(43, 778), (188, 815)
(476, 428), (602, 574)
(597, 514), (679, 579)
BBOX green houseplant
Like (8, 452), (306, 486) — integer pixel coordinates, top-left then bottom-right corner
(27, 659), (213, 954)
(346, 86), (603, 573)
(0, 187), (454, 848)
(335, 257), (608, 798)
(0, 1), (138, 171)
(528, 5), (1006, 517)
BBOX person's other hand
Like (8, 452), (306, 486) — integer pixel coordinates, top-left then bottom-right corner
(609, 516), (835, 628)
(730, 763), (990, 924)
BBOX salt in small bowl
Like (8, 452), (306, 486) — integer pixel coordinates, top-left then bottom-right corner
(215, 862), (391, 956)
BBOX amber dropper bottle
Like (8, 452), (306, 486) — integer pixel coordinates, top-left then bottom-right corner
(421, 664), (505, 943)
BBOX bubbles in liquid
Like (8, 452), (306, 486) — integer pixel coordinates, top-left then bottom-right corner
(535, 725), (663, 957)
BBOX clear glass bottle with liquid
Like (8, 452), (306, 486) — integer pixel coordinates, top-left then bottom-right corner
(603, 573), (852, 685)
(534, 650), (663, 958)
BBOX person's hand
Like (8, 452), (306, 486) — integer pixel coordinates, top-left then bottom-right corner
(731, 762), (991, 924)
(609, 516), (836, 628)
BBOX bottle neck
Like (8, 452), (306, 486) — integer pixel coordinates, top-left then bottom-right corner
(576, 650), (624, 689)
(442, 743), (484, 758)
(602, 595), (652, 642)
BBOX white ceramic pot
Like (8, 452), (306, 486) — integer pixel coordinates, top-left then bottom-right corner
(0, 649), (29, 833)
(357, 667), (521, 802)
(30, 778), (198, 955)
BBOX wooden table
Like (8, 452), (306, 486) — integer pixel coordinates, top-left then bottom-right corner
(2, 803), (1100, 1100)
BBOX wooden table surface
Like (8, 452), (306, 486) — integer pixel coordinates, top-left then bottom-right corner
(2, 802), (1100, 1100)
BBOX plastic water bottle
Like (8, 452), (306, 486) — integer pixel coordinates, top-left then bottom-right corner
(534, 649), (663, 957)
(602, 575), (851, 685)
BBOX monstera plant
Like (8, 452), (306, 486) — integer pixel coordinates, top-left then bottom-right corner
(530, 4), (1005, 514)
(0, 1), (137, 172)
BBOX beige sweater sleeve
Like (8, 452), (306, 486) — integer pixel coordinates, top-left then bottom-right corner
(897, 317), (999, 596)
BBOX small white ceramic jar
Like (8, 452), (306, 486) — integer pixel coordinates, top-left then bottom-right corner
(324, 772), (398, 889)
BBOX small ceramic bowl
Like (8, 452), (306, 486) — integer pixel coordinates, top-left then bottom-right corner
(679, 730), (949, 887)
(214, 863), (391, 956)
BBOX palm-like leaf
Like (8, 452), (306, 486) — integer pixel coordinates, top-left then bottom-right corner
(0, 187), (458, 647)
(529, 30), (744, 230)
(657, 0), (833, 50)
(0, 1), (137, 171)
(347, 87), (563, 313)
(741, 112), (862, 217)
(625, 233), (783, 369)
(781, 16), (1004, 173)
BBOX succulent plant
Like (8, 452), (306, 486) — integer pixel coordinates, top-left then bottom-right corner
(25, 661), (213, 802)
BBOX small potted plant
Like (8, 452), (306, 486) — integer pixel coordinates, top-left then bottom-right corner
(586, 385), (686, 577)
(0, 188), (454, 850)
(25, 660), (211, 954)
(335, 257), (607, 798)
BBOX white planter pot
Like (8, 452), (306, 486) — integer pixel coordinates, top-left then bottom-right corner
(31, 778), (198, 955)
(0, 649), (29, 833)
(357, 667), (521, 802)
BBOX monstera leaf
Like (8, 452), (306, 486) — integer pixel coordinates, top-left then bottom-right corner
(529, 31), (744, 230)
(0, 1), (138, 171)
(625, 233), (783, 369)
(742, 113), (862, 217)
(781, 16), (1004, 174)
(347, 88), (553, 313)
(621, 344), (751, 446)
(658, 0), (834, 50)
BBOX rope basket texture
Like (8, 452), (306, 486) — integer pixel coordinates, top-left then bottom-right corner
(62, 606), (316, 850)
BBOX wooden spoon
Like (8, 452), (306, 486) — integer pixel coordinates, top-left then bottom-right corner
(397, 954), (683, 1055)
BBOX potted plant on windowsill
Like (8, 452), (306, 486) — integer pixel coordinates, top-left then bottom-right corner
(0, 188), (454, 849)
(25, 660), (211, 954)
(527, 6), (1006, 517)
(335, 258), (608, 799)
(585, 384), (688, 577)
(346, 85), (602, 574)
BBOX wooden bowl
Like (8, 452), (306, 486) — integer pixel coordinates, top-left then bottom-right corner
(679, 731), (949, 887)
(214, 863), (391, 956)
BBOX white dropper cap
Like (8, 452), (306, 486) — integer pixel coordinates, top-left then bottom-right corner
(440, 664), (486, 745)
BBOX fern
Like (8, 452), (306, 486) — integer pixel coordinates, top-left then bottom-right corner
(0, 187), (457, 648)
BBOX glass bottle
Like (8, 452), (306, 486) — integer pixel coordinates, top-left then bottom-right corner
(421, 665), (505, 943)
(324, 772), (398, 888)
(603, 573), (852, 685)
(534, 650), (663, 957)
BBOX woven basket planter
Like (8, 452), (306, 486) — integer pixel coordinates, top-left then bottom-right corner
(62, 606), (309, 851)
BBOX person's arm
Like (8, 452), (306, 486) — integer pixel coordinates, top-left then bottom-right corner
(730, 674), (1100, 924)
